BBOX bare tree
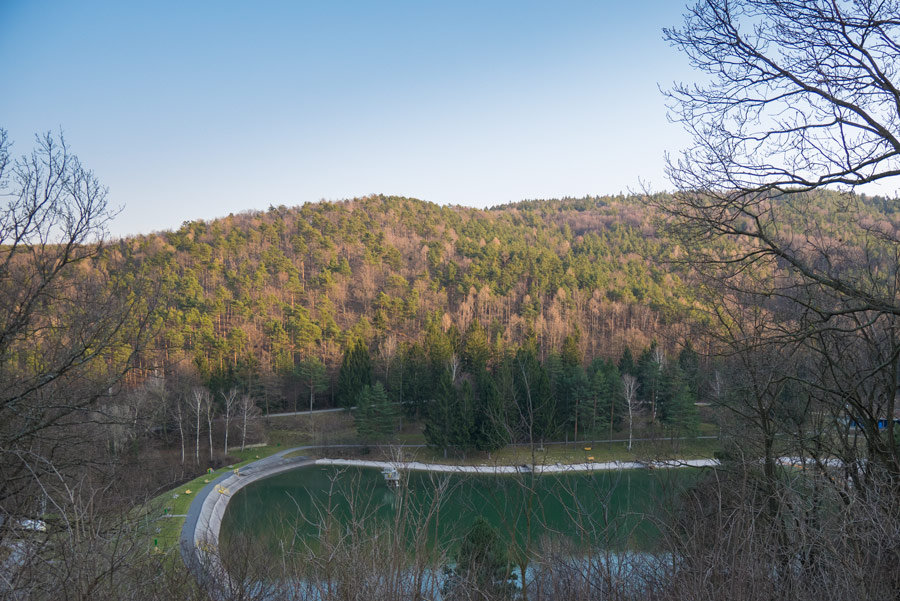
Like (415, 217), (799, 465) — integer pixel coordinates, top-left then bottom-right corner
(448, 353), (461, 384)
(0, 129), (186, 600)
(221, 388), (238, 456)
(379, 333), (398, 381)
(238, 394), (259, 452)
(189, 388), (208, 465)
(661, 0), (900, 482)
(664, 0), (900, 196)
(172, 389), (188, 465)
(653, 3), (900, 597)
(0, 128), (155, 533)
(622, 374), (639, 452)
(709, 368), (725, 406)
(204, 390), (216, 461)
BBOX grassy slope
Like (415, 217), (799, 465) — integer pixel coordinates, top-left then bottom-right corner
(143, 445), (285, 553)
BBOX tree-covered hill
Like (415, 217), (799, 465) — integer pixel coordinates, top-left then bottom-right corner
(119, 194), (694, 405)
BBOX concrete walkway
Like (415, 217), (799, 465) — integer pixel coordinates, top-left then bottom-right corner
(317, 457), (719, 474)
(179, 448), (315, 592)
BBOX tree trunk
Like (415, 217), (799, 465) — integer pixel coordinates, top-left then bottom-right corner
(627, 401), (633, 451)
(195, 405), (200, 465)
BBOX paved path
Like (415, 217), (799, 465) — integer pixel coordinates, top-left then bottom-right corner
(179, 448), (316, 592)
(263, 406), (352, 418)
(317, 457), (719, 474)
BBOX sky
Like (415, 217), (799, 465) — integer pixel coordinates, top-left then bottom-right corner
(1, 1), (696, 238)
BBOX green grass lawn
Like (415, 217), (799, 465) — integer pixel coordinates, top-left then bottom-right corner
(447, 436), (719, 466)
(283, 434), (720, 466)
(140, 414), (361, 556)
(141, 444), (284, 553)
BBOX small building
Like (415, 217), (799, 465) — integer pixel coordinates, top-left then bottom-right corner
(382, 466), (401, 488)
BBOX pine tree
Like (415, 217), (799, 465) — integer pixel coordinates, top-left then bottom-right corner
(371, 381), (399, 438)
(354, 385), (377, 440)
(354, 382), (397, 441)
(589, 358), (623, 439)
(397, 343), (431, 419)
(450, 380), (476, 455)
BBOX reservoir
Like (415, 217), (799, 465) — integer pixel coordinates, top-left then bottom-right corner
(220, 464), (699, 560)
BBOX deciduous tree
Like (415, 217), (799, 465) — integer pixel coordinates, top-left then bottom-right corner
(662, 0), (900, 486)
(0, 128), (154, 521)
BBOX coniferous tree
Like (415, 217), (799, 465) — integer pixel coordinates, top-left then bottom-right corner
(354, 384), (377, 440)
(589, 357), (624, 439)
(659, 364), (698, 434)
(425, 313), (453, 376)
(513, 344), (556, 444)
(397, 343), (432, 419)
(450, 380), (476, 455)
(444, 516), (516, 600)
(637, 341), (663, 424)
(424, 371), (456, 458)
(618, 346), (636, 377)
(354, 382), (397, 441)
(556, 334), (587, 441)
(471, 369), (508, 453)
(336, 337), (372, 409)
(677, 340), (701, 399)
(462, 319), (491, 374)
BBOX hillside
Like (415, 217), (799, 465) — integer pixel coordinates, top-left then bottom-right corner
(120, 194), (694, 408)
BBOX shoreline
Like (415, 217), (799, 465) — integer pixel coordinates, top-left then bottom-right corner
(315, 457), (720, 473)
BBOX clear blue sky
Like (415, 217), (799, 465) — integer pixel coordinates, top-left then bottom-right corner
(1, 1), (695, 237)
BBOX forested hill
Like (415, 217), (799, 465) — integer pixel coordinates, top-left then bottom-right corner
(124, 194), (692, 406)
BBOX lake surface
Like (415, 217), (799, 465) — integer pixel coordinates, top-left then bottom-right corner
(220, 465), (696, 559)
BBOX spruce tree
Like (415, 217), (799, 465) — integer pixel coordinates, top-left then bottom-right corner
(514, 345), (556, 443)
(472, 369), (508, 453)
(462, 319), (491, 374)
(659, 364), (698, 434)
(424, 371), (456, 458)
(354, 382), (397, 441)
(444, 516), (516, 599)
(337, 337), (372, 409)
(677, 340), (701, 399)
(618, 346), (636, 377)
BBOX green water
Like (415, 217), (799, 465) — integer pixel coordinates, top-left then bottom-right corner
(220, 465), (695, 558)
